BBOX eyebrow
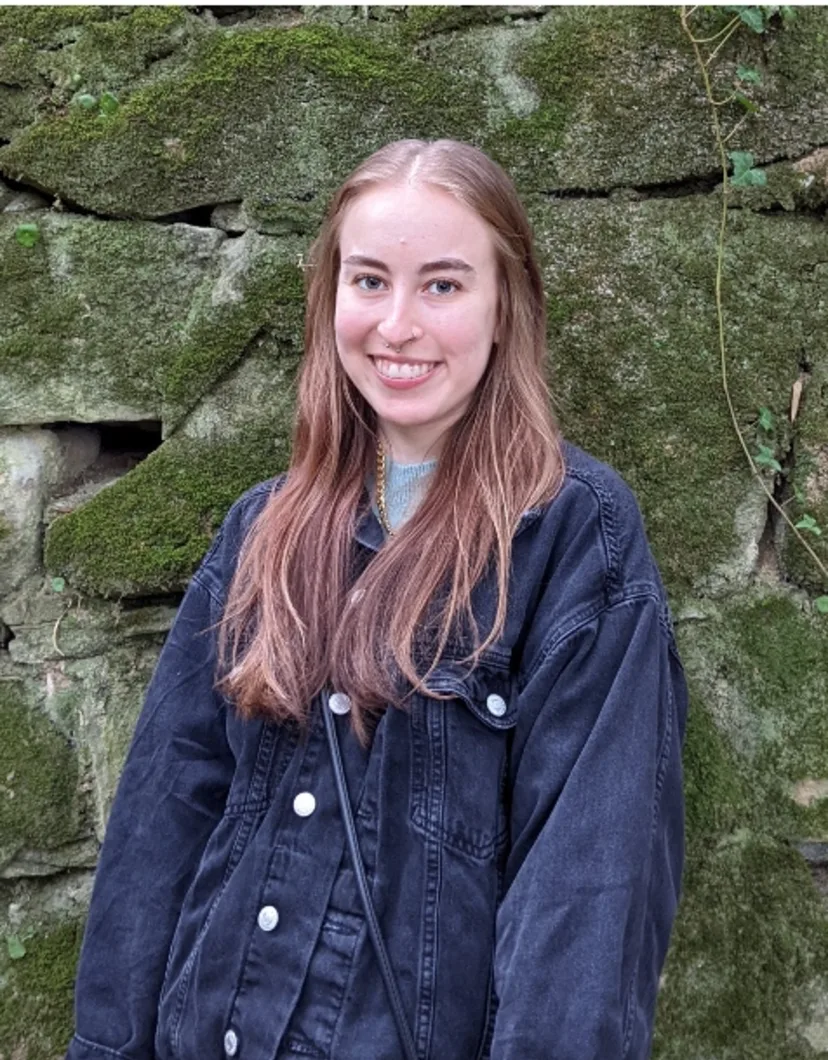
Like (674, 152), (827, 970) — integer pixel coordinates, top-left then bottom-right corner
(341, 254), (476, 276)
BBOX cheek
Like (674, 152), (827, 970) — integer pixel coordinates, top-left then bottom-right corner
(334, 305), (368, 352)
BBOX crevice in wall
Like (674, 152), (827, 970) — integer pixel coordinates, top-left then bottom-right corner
(119, 592), (185, 612)
(45, 420), (163, 521)
(757, 352), (813, 576)
(548, 172), (723, 200)
(0, 621), (14, 652)
(155, 203), (218, 227)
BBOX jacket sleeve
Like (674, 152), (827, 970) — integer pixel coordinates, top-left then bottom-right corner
(490, 592), (688, 1060)
(66, 531), (237, 1060)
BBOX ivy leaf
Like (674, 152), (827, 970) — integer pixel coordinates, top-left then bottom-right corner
(758, 406), (774, 431)
(795, 515), (822, 535)
(14, 223), (40, 248)
(6, 935), (26, 960)
(730, 150), (754, 178)
(729, 151), (767, 187)
(737, 65), (762, 84)
(75, 93), (97, 110)
(99, 91), (119, 116)
(815, 596), (828, 614)
(738, 7), (767, 33)
(755, 444), (782, 473)
(51, 576), (65, 593)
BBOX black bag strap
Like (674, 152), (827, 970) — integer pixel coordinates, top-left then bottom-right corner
(321, 689), (419, 1060)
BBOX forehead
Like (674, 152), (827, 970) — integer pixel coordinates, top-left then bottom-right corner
(338, 183), (496, 265)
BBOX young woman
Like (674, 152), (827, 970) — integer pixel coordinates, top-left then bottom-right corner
(66, 139), (687, 1060)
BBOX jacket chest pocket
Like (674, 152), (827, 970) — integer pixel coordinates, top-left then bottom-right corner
(409, 661), (517, 862)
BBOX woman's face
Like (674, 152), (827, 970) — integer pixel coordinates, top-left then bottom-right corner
(334, 182), (500, 463)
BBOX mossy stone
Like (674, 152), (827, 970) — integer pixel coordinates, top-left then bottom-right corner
(44, 409), (293, 598)
(0, 21), (486, 218)
(0, 681), (83, 866)
(0, 917), (83, 1060)
(654, 833), (828, 1060)
(527, 195), (828, 597)
(0, 213), (223, 425)
(677, 589), (828, 857)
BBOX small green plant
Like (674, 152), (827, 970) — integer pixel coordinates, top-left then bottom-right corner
(754, 406), (782, 472)
(73, 91), (119, 116)
(14, 223), (40, 248)
(795, 515), (822, 536)
(6, 934), (27, 960)
(729, 150), (767, 186)
(99, 91), (119, 116)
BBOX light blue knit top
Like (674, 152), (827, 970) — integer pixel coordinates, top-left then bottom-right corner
(367, 456), (437, 533)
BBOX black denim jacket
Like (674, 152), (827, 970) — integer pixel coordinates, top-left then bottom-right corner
(66, 441), (688, 1060)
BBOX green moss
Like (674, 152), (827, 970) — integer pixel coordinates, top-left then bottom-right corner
(727, 595), (828, 782)
(677, 590), (828, 843)
(245, 196), (327, 237)
(0, 22), (485, 217)
(0, 918), (83, 1059)
(400, 5), (511, 41)
(0, 6), (122, 47)
(0, 37), (40, 87)
(483, 6), (692, 188)
(528, 196), (817, 596)
(683, 693), (753, 840)
(0, 213), (227, 416)
(162, 246), (306, 428)
(0, 682), (81, 860)
(654, 833), (828, 1060)
(44, 417), (294, 597)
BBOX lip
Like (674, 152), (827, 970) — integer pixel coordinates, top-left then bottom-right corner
(369, 355), (442, 390)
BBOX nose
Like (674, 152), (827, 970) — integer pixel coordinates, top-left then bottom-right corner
(376, 290), (423, 348)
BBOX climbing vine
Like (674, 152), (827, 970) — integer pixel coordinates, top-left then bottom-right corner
(679, 5), (828, 612)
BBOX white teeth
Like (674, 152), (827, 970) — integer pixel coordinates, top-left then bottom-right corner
(374, 358), (436, 379)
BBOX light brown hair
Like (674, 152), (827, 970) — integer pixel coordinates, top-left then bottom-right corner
(216, 139), (564, 743)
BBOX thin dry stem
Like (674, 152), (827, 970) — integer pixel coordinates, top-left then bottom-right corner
(679, 6), (828, 583)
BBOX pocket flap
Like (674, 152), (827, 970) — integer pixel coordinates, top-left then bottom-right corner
(423, 659), (517, 732)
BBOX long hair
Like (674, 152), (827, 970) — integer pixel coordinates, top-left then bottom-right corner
(215, 139), (564, 743)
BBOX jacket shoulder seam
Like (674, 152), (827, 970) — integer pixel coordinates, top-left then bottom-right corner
(520, 585), (664, 693)
(562, 463), (624, 595)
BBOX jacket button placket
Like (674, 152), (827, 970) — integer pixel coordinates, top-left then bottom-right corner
(224, 701), (347, 1060)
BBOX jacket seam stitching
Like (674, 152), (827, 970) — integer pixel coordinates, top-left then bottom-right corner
(70, 1035), (134, 1060)
(620, 629), (676, 1059)
(521, 587), (663, 693)
(564, 465), (621, 593)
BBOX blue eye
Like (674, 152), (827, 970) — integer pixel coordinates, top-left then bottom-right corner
(355, 275), (385, 291)
(428, 279), (459, 296)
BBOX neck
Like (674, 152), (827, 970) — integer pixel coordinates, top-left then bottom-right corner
(377, 422), (445, 465)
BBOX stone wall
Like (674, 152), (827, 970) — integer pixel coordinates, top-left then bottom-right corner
(0, 6), (827, 1057)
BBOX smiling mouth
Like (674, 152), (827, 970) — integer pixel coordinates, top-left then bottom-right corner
(370, 357), (440, 380)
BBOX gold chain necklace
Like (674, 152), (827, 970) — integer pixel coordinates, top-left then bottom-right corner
(375, 442), (394, 536)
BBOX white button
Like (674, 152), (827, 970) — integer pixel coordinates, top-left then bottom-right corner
(293, 791), (316, 817)
(486, 693), (507, 717)
(329, 692), (352, 715)
(257, 905), (279, 932)
(224, 1029), (239, 1056)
